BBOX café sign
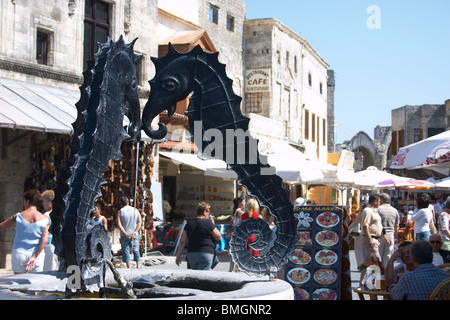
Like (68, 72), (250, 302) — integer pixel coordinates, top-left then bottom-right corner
(245, 68), (271, 93)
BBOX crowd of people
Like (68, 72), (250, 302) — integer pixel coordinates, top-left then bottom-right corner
(174, 196), (274, 272)
(349, 192), (450, 300)
(2, 187), (449, 300)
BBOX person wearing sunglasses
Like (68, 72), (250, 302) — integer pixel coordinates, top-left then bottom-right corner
(428, 234), (450, 266)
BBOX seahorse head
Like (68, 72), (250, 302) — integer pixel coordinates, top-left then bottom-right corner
(107, 36), (143, 141)
(142, 43), (198, 140)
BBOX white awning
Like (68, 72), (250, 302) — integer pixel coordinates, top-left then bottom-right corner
(0, 78), (78, 134)
(159, 151), (234, 177)
(0, 77), (153, 141)
(159, 140), (333, 183)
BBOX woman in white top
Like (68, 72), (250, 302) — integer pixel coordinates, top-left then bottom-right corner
(91, 203), (108, 231)
(439, 197), (450, 251)
(0, 189), (49, 273)
(411, 195), (433, 241)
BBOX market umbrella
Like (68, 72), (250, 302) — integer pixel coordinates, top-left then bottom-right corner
(434, 177), (450, 190)
(353, 166), (410, 189)
(375, 178), (413, 189)
(406, 179), (435, 190)
(390, 130), (450, 174)
(261, 141), (328, 183)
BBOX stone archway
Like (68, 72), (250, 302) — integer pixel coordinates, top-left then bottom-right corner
(353, 145), (376, 170)
(337, 129), (392, 171)
(347, 132), (378, 170)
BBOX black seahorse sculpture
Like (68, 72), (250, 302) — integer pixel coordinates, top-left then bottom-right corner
(51, 36), (142, 290)
(142, 44), (298, 276)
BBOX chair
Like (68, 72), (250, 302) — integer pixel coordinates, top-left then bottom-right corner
(398, 221), (414, 244)
(428, 278), (450, 300)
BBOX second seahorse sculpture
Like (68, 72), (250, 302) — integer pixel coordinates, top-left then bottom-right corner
(141, 44), (297, 276)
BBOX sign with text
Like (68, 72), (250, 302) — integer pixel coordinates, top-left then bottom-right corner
(285, 206), (343, 300)
(245, 68), (271, 93)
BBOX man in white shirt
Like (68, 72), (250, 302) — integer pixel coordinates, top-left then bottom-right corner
(429, 234), (450, 266)
(117, 196), (142, 268)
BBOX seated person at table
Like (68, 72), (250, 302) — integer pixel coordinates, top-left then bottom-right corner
(385, 241), (415, 285)
(429, 234), (450, 265)
(391, 240), (448, 300)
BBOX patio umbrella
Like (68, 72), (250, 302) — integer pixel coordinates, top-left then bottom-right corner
(353, 166), (410, 189)
(406, 179), (435, 190)
(390, 130), (450, 174)
(427, 177), (450, 190)
(260, 140), (328, 183)
(434, 178), (450, 190)
(375, 178), (412, 189)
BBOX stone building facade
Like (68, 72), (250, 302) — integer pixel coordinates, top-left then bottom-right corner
(391, 101), (450, 156)
(244, 18), (330, 162)
(159, 0), (246, 98)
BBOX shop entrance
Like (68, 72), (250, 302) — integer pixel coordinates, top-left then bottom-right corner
(163, 176), (176, 216)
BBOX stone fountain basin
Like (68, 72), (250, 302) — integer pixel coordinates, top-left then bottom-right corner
(0, 268), (293, 300)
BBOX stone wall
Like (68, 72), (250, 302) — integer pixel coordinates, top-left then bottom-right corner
(391, 104), (446, 147)
(197, 0), (246, 97)
(327, 70), (336, 153)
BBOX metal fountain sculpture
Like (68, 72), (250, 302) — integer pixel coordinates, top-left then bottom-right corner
(142, 44), (297, 276)
(51, 37), (297, 295)
(52, 36), (141, 294)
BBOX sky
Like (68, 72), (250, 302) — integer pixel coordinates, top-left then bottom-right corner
(243, 0), (450, 143)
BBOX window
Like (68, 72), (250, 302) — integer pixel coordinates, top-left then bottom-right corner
(323, 119), (326, 146)
(308, 73), (312, 86)
(413, 129), (422, 143)
(209, 4), (219, 24)
(36, 31), (49, 65)
(134, 52), (145, 86)
(84, 0), (110, 70)
(392, 131), (398, 155)
(226, 14), (235, 31)
(320, 82), (323, 95)
(428, 128), (444, 138)
(286, 51), (290, 68)
(276, 51), (281, 64)
(294, 56), (298, 73)
(312, 113), (316, 143)
(245, 93), (263, 113)
(304, 110), (309, 140)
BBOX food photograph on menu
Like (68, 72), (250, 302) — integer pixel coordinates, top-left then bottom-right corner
(286, 206), (344, 300)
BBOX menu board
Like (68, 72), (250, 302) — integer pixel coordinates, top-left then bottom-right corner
(285, 206), (343, 300)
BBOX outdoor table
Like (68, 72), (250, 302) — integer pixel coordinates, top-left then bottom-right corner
(353, 287), (391, 300)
